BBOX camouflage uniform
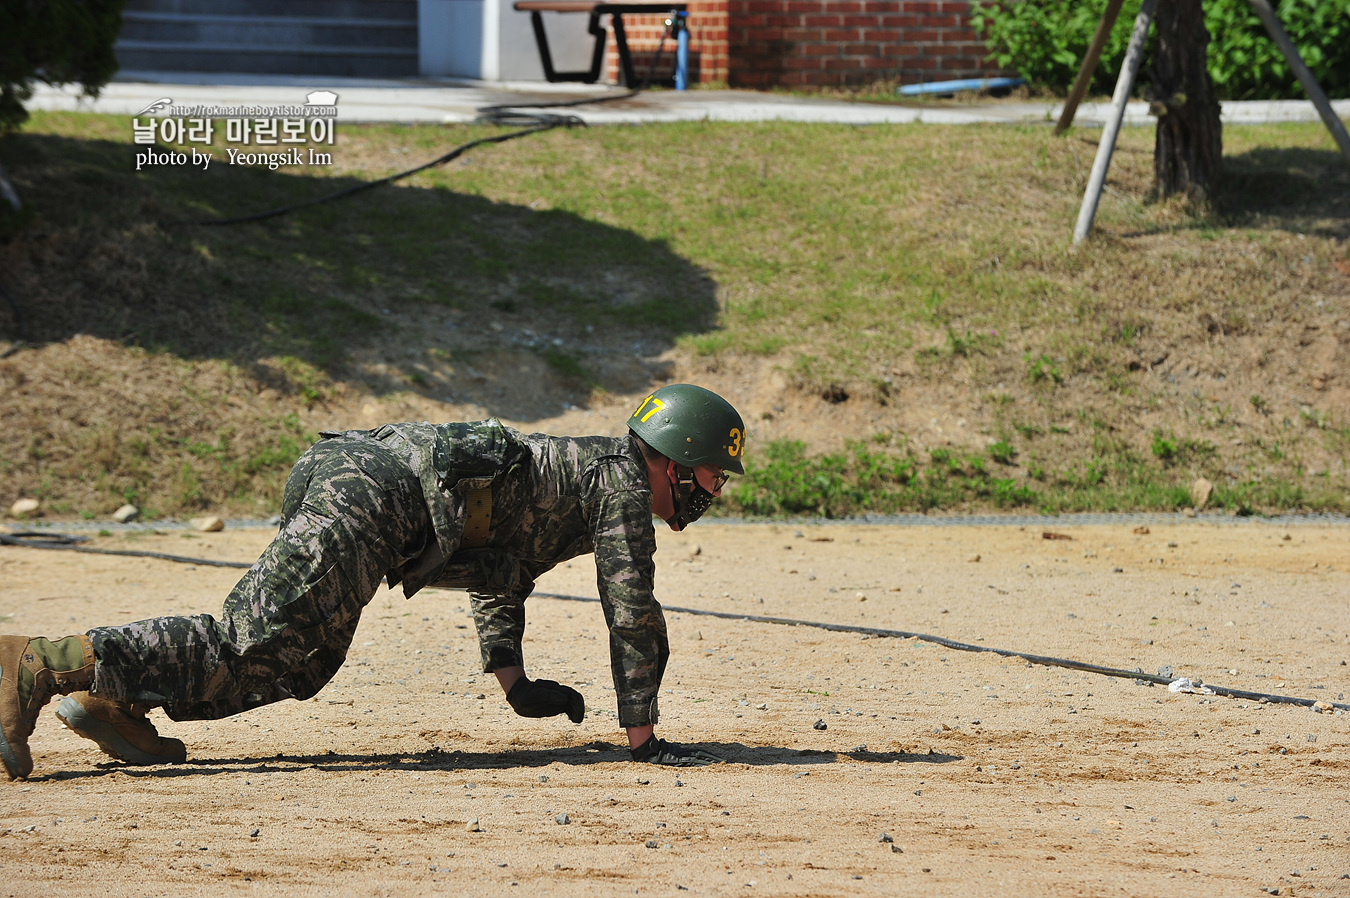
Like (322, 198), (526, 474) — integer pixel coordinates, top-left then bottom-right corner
(88, 420), (668, 728)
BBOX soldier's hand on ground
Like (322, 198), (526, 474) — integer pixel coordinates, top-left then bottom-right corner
(630, 735), (724, 766)
(505, 676), (585, 724)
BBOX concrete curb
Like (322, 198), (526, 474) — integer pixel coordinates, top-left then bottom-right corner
(27, 74), (1350, 126)
(8, 512), (1347, 534)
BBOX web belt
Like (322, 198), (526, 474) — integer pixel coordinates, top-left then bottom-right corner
(461, 486), (493, 547)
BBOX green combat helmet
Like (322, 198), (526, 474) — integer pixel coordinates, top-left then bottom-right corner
(628, 384), (745, 530)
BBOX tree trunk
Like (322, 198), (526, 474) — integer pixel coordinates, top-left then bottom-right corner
(1151, 0), (1222, 200)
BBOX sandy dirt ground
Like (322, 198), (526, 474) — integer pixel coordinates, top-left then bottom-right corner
(1, 520), (1347, 897)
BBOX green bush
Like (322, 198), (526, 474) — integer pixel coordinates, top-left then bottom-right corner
(972, 0), (1350, 100)
(972, 0), (1147, 96)
(1206, 0), (1350, 99)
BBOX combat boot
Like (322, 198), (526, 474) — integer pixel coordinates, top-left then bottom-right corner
(55, 693), (186, 766)
(0, 634), (96, 779)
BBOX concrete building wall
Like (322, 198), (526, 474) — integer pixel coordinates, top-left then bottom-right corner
(420, 0), (598, 80)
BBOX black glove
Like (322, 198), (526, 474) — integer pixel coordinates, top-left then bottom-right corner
(630, 735), (724, 767)
(505, 676), (585, 724)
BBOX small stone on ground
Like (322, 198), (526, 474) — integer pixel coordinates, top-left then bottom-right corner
(10, 497), (40, 517)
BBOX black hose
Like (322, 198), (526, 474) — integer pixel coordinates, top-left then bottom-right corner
(3, 529), (1342, 712)
(476, 22), (673, 125)
(162, 123), (568, 227)
(166, 25), (674, 229)
(532, 591), (1350, 713)
(0, 531), (252, 569)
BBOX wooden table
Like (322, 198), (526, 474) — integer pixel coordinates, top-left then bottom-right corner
(513, 0), (688, 87)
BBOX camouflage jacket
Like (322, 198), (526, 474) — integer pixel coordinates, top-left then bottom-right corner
(342, 420), (667, 727)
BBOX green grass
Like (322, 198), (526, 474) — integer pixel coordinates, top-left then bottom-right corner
(0, 113), (720, 367)
(1, 112), (1347, 517)
(7, 114), (1345, 384)
(725, 439), (1037, 517)
(726, 434), (1344, 517)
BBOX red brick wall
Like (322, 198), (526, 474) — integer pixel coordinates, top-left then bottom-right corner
(604, 0), (729, 86)
(729, 0), (998, 87)
(605, 0), (998, 88)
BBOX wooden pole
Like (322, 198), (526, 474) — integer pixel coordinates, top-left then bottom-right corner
(1073, 0), (1157, 244)
(1246, 0), (1350, 164)
(1055, 0), (1127, 135)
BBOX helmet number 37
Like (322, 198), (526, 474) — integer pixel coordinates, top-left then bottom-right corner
(627, 384), (747, 476)
(633, 395), (666, 423)
(634, 394), (743, 458)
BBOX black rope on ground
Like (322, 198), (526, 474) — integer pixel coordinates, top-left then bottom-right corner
(531, 592), (1350, 713)
(0, 531), (252, 569)
(475, 23), (673, 125)
(164, 25), (674, 228)
(160, 123), (568, 227)
(13, 529), (1334, 712)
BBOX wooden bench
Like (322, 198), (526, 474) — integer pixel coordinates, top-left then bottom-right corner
(513, 0), (687, 87)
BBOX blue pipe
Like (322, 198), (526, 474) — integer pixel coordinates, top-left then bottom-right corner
(675, 11), (689, 91)
(897, 76), (1025, 96)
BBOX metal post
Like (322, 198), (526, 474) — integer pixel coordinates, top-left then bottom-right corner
(675, 11), (689, 90)
(1055, 0), (1126, 135)
(1247, 0), (1350, 164)
(1073, 0), (1157, 245)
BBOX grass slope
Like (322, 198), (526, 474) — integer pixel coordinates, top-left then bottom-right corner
(0, 111), (1347, 519)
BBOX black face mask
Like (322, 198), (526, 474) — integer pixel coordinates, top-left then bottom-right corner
(665, 465), (717, 531)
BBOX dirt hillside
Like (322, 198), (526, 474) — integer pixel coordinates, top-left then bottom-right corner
(2, 117), (1349, 520)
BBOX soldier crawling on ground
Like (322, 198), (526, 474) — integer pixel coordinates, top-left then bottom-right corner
(1, 384), (745, 779)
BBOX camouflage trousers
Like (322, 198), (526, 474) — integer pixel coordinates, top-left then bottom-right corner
(87, 436), (429, 721)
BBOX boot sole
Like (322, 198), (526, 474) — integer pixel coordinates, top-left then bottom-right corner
(55, 696), (187, 766)
(0, 661), (23, 779)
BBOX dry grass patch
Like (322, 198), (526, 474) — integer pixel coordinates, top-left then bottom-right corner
(0, 113), (1346, 518)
